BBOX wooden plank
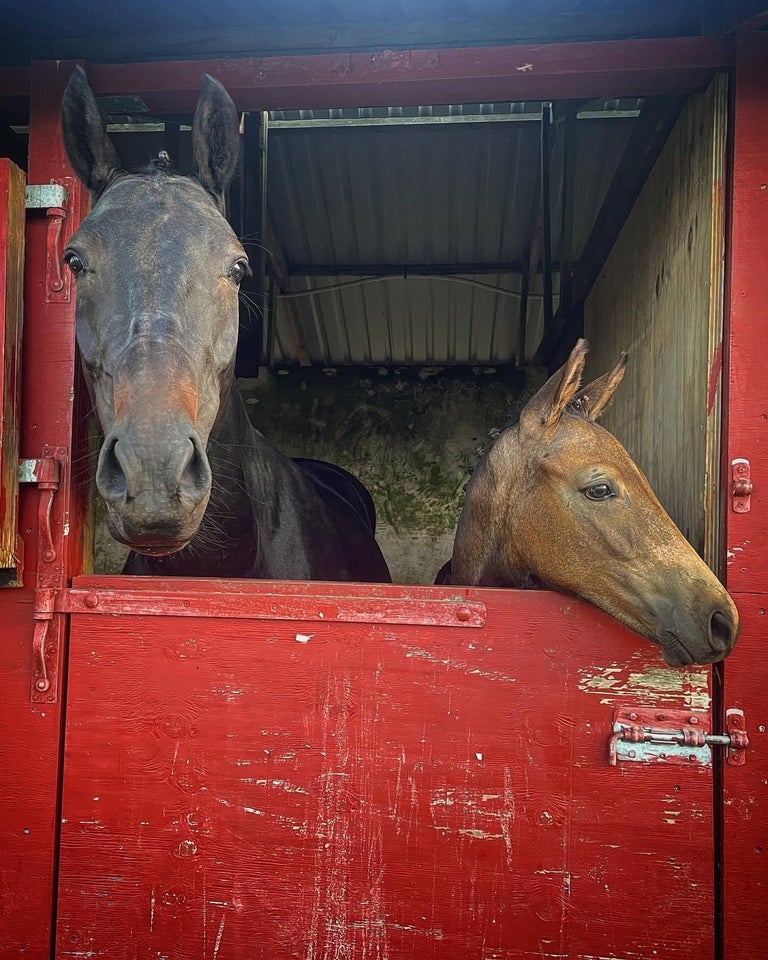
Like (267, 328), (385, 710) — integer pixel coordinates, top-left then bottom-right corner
(57, 578), (716, 960)
(0, 37), (726, 115)
(0, 60), (90, 960)
(581, 75), (728, 565)
(722, 29), (768, 960)
(8, 6), (718, 67)
(0, 159), (24, 582)
(719, 0), (768, 32)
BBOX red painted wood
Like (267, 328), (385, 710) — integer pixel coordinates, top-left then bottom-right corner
(0, 61), (88, 959)
(58, 583), (486, 627)
(0, 36), (732, 115)
(57, 577), (715, 959)
(726, 32), (768, 591)
(722, 29), (768, 960)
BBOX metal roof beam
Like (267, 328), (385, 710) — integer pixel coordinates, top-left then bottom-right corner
(533, 94), (686, 368)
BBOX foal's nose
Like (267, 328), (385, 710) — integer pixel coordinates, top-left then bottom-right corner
(97, 425), (211, 509)
(708, 608), (739, 656)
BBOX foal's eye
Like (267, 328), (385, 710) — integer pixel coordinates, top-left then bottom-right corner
(583, 482), (616, 501)
(64, 252), (85, 276)
(228, 260), (249, 284)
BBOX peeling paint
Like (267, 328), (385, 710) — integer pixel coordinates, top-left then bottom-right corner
(578, 662), (710, 709)
(404, 646), (517, 683)
(212, 913), (226, 960)
(458, 828), (504, 839)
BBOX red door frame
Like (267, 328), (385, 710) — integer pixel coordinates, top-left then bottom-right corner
(0, 62), (89, 959)
(0, 31), (762, 958)
(722, 29), (768, 959)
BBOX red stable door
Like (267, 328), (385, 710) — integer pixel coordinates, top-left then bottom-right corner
(722, 29), (768, 960)
(0, 61), (90, 960)
(54, 576), (726, 960)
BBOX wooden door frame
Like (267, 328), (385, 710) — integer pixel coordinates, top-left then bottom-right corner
(722, 28), (768, 960)
(0, 32), (755, 958)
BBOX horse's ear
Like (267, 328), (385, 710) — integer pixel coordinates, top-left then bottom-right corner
(576, 352), (628, 420)
(61, 66), (122, 197)
(520, 338), (588, 436)
(193, 74), (240, 206)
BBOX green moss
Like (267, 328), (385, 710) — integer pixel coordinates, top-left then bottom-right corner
(239, 365), (532, 537)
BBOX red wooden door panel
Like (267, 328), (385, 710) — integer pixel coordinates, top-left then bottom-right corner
(723, 30), (768, 960)
(57, 577), (716, 960)
(0, 62), (89, 960)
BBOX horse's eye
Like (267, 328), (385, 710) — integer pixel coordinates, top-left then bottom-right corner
(228, 260), (248, 284)
(64, 252), (85, 276)
(584, 482), (616, 501)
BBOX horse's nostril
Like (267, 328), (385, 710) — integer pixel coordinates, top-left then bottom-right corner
(97, 435), (129, 502)
(178, 434), (211, 500)
(709, 610), (734, 653)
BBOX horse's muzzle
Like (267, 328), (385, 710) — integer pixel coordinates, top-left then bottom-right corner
(97, 423), (212, 549)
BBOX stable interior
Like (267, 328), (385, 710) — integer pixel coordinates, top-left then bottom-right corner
(13, 77), (726, 583)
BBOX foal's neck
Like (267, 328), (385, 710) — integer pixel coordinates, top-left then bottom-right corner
(451, 432), (535, 588)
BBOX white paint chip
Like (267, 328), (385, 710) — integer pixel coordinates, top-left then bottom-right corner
(295, 633), (312, 644)
(475, 752), (483, 761)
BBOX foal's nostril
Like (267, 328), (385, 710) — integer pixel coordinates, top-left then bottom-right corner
(709, 610), (734, 653)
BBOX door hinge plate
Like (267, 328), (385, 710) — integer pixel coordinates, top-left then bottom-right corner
(19, 448), (67, 702)
(732, 458), (753, 513)
(25, 184), (69, 209)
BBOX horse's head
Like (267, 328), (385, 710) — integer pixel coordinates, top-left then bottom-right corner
(61, 67), (247, 555)
(453, 338), (740, 666)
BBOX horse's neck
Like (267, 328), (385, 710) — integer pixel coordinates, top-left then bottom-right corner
(451, 435), (533, 588)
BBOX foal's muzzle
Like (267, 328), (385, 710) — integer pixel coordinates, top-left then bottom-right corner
(657, 603), (740, 667)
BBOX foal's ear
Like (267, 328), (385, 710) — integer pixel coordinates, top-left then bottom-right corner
(520, 338), (588, 436)
(576, 352), (628, 420)
(61, 66), (122, 197)
(193, 74), (241, 206)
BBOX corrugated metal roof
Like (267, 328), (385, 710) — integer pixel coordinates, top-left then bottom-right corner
(265, 104), (634, 365)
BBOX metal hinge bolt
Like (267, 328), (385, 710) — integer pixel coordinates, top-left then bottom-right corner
(609, 707), (749, 766)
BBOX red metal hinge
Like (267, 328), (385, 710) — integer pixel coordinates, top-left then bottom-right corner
(19, 448), (66, 701)
(731, 458), (753, 513)
(25, 182), (72, 302)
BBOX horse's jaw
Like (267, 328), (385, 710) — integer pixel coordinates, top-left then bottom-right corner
(104, 501), (207, 558)
(130, 543), (189, 558)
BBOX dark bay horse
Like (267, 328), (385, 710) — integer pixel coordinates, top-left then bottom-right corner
(61, 67), (390, 582)
(438, 339), (740, 667)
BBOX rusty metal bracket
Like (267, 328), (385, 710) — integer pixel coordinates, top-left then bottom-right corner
(19, 448), (66, 701)
(25, 181), (72, 302)
(609, 706), (749, 767)
(55, 586), (486, 628)
(731, 458), (752, 513)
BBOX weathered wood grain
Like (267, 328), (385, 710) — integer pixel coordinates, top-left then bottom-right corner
(0, 158), (25, 581)
(723, 29), (768, 960)
(57, 577), (715, 960)
(584, 75), (728, 565)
